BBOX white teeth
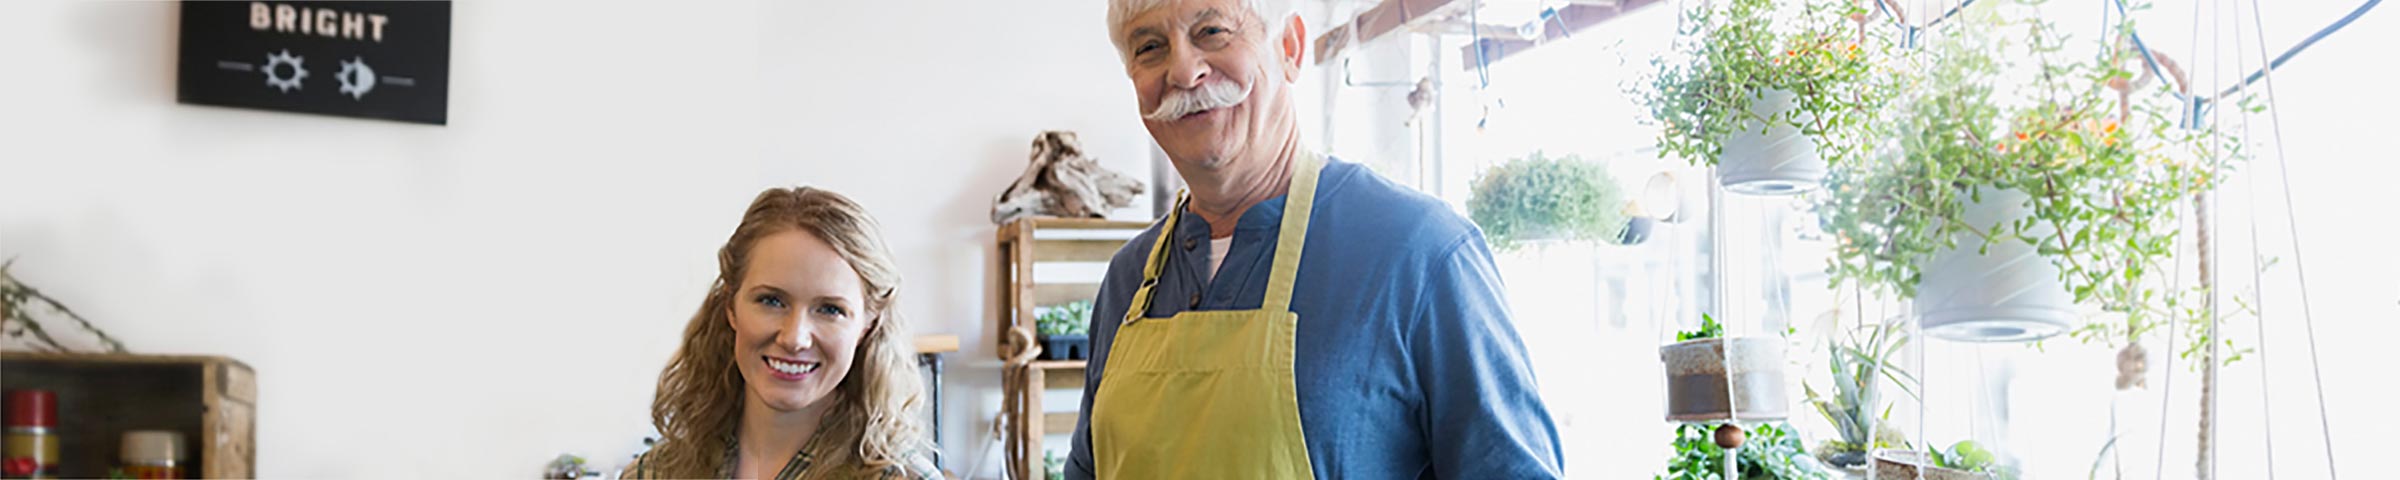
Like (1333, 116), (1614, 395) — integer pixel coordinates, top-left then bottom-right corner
(765, 357), (817, 375)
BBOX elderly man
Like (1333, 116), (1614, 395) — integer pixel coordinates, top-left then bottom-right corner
(1065, 0), (1565, 478)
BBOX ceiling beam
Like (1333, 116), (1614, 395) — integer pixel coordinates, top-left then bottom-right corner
(1458, 0), (1664, 69)
(1313, 0), (1472, 65)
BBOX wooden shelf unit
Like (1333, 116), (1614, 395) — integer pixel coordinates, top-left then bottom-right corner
(994, 217), (1150, 480)
(0, 352), (255, 479)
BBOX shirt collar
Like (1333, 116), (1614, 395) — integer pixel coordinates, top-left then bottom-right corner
(1174, 194), (1289, 243)
(718, 432), (823, 480)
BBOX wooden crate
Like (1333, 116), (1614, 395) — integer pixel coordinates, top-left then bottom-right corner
(0, 352), (255, 479)
(993, 217), (1149, 480)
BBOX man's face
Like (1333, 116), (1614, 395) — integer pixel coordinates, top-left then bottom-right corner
(1119, 0), (1302, 171)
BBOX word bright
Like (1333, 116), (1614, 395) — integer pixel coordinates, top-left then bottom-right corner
(248, 2), (391, 43)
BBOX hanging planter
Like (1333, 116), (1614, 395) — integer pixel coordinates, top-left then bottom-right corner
(1717, 89), (1828, 195)
(1660, 316), (1790, 423)
(1814, 6), (2225, 346)
(1468, 152), (1629, 252)
(1913, 188), (2077, 342)
(1662, 337), (1789, 422)
(1617, 216), (1658, 246)
(1636, 0), (1890, 197)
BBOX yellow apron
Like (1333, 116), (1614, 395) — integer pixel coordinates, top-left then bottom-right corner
(1089, 151), (1324, 480)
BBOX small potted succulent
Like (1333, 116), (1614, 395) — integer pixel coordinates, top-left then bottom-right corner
(1637, 0), (1890, 195)
(1035, 301), (1092, 360)
(1815, 4), (2226, 343)
(1468, 152), (1630, 252)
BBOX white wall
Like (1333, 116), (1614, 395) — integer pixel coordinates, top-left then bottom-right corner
(0, 0), (1188, 478)
(752, 2), (1168, 477)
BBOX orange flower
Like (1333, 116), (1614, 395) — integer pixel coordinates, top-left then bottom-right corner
(2016, 132), (2030, 141)
(2103, 121), (2120, 134)
(1787, 50), (1798, 57)
(1996, 143), (2010, 153)
(1847, 43), (1861, 52)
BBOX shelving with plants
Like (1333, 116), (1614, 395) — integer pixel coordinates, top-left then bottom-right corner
(1636, 0), (1894, 195)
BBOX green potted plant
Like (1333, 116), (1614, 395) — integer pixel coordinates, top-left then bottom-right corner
(1805, 315), (1916, 469)
(1814, 3), (2226, 343)
(1659, 422), (1831, 480)
(1638, 0), (1890, 195)
(1035, 301), (1092, 360)
(1467, 152), (1629, 252)
(1662, 314), (1791, 423)
(1870, 440), (2018, 480)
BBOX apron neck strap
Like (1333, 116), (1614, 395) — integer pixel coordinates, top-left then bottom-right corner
(1261, 151), (1323, 312)
(1121, 151), (1327, 325)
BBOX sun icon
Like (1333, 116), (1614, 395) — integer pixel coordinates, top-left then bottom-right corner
(338, 56), (377, 100)
(262, 49), (307, 93)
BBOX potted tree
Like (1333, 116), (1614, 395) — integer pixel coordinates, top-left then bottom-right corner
(1468, 152), (1630, 252)
(1814, 5), (2224, 343)
(1638, 0), (1891, 195)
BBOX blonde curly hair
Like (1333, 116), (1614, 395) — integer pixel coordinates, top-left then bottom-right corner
(641, 186), (933, 478)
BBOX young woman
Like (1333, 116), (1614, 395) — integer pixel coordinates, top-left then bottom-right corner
(628, 187), (936, 479)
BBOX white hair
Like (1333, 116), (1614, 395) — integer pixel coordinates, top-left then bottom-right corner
(1107, 0), (1298, 55)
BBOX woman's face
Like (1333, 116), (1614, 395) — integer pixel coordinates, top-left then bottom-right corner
(728, 229), (872, 415)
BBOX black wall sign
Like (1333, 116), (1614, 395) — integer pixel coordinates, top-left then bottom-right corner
(177, 1), (452, 125)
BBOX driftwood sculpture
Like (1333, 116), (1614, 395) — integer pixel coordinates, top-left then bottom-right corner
(991, 131), (1146, 225)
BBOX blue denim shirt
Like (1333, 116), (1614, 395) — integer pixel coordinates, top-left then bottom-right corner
(1067, 159), (1565, 479)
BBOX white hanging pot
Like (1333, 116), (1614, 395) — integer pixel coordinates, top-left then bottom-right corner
(1659, 337), (1790, 423)
(1914, 188), (2078, 342)
(1717, 89), (1826, 196)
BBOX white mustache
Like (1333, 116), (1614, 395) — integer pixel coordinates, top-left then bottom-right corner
(1144, 80), (1250, 121)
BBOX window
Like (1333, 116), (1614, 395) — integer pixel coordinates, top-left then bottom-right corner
(1314, 0), (2392, 477)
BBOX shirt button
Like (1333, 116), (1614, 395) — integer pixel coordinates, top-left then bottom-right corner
(1188, 292), (1202, 309)
(1183, 238), (1197, 251)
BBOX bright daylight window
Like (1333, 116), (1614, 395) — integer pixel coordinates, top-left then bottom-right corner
(1313, 0), (2387, 478)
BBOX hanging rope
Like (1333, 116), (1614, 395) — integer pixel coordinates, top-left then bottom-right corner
(2194, 194), (2218, 480)
(2197, 0), (2235, 473)
(998, 326), (1041, 480)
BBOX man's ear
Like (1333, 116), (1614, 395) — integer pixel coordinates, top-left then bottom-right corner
(1279, 14), (1307, 82)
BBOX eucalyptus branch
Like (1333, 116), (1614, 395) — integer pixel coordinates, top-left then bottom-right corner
(0, 258), (130, 353)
